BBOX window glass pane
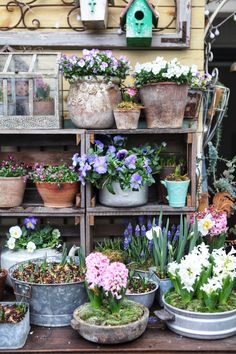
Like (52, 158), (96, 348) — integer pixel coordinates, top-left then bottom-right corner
(9, 55), (32, 72)
(33, 77), (55, 116)
(33, 55), (57, 73)
(8, 79), (29, 116)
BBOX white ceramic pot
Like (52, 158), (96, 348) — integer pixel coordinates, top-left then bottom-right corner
(1, 247), (60, 286)
(99, 182), (148, 207)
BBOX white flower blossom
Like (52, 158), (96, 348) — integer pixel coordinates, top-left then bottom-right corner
(201, 277), (222, 295)
(9, 226), (22, 239)
(146, 226), (161, 240)
(197, 215), (215, 236)
(7, 237), (16, 250)
(27, 241), (36, 253)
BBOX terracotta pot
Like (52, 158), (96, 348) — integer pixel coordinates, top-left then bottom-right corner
(0, 176), (26, 208)
(184, 89), (203, 119)
(113, 109), (141, 129)
(35, 181), (79, 208)
(140, 82), (189, 128)
(67, 76), (121, 129)
(33, 100), (54, 115)
(0, 269), (7, 301)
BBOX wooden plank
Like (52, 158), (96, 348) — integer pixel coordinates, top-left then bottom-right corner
(0, 204), (85, 216)
(87, 128), (196, 134)
(0, 151), (76, 165)
(0, 129), (84, 134)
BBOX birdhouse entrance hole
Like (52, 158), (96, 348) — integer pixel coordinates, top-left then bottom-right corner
(135, 11), (144, 20)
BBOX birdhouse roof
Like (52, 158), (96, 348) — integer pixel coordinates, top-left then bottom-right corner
(120, 0), (159, 28)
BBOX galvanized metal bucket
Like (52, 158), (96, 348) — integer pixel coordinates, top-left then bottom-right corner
(9, 257), (88, 327)
(148, 269), (173, 307)
(156, 297), (236, 339)
(126, 283), (158, 309)
(0, 302), (30, 350)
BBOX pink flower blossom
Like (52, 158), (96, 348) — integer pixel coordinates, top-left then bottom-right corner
(102, 262), (128, 299)
(85, 252), (110, 289)
(127, 87), (137, 97)
(191, 206), (228, 236)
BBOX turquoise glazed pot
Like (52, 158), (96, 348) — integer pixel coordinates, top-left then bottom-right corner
(161, 180), (190, 207)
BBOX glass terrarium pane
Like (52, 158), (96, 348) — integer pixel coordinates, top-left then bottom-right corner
(0, 80), (3, 116)
(0, 55), (8, 72)
(8, 55), (32, 73)
(8, 79), (29, 116)
(33, 77), (55, 116)
(33, 55), (57, 73)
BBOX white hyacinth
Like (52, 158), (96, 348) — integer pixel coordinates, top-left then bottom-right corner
(200, 277), (222, 295)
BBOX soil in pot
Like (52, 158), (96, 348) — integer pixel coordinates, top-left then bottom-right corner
(126, 277), (156, 295)
(0, 269), (7, 301)
(35, 181), (79, 208)
(0, 303), (27, 324)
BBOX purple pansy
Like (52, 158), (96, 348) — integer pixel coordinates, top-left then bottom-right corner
(93, 156), (107, 174)
(78, 59), (85, 67)
(24, 216), (38, 230)
(113, 135), (125, 146)
(107, 145), (116, 154)
(116, 149), (128, 160)
(130, 173), (142, 189)
(100, 62), (108, 71)
(94, 140), (104, 150)
(125, 155), (137, 169)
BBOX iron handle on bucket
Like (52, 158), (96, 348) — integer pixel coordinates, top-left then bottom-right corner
(154, 309), (175, 322)
(14, 282), (32, 299)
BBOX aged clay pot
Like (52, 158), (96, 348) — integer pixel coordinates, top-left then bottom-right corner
(140, 82), (189, 128)
(0, 269), (7, 300)
(71, 301), (149, 344)
(184, 89), (203, 119)
(113, 109), (141, 129)
(67, 76), (121, 129)
(0, 176), (26, 208)
(35, 181), (79, 208)
(33, 100), (54, 115)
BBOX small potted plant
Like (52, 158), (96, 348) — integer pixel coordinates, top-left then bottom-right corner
(0, 269), (7, 301)
(0, 156), (27, 208)
(161, 165), (190, 207)
(134, 57), (198, 128)
(113, 87), (143, 129)
(71, 252), (149, 344)
(73, 136), (165, 207)
(30, 164), (79, 208)
(9, 248), (87, 327)
(1, 216), (62, 281)
(59, 50), (130, 129)
(126, 271), (158, 309)
(0, 303), (30, 350)
(33, 78), (54, 116)
(95, 238), (125, 263)
(157, 244), (236, 339)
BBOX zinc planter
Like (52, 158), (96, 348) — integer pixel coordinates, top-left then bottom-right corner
(99, 182), (148, 207)
(0, 269), (7, 301)
(126, 283), (158, 309)
(0, 176), (26, 208)
(35, 181), (79, 208)
(0, 302), (30, 350)
(113, 109), (141, 129)
(9, 257), (88, 327)
(158, 297), (236, 339)
(161, 179), (190, 207)
(67, 76), (121, 129)
(71, 301), (149, 344)
(140, 82), (188, 128)
(1, 248), (60, 286)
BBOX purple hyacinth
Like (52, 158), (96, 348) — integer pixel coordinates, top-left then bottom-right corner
(141, 225), (146, 237)
(147, 218), (152, 230)
(174, 225), (180, 241)
(140, 251), (145, 258)
(125, 155), (137, 169)
(138, 216), (145, 225)
(116, 149), (128, 160)
(167, 231), (172, 240)
(123, 237), (129, 250)
(148, 239), (153, 252)
(135, 225), (140, 237)
(127, 222), (133, 235)
(94, 140), (104, 150)
(24, 216), (38, 230)
(130, 173), (142, 190)
(93, 156), (107, 174)
(123, 228), (129, 238)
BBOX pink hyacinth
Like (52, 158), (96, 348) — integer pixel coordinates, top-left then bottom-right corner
(85, 252), (110, 289)
(191, 206), (228, 236)
(102, 262), (128, 299)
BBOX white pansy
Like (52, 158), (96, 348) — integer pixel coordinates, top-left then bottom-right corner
(7, 237), (16, 250)
(146, 229), (153, 240)
(27, 241), (36, 253)
(9, 226), (22, 239)
(197, 215), (215, 236)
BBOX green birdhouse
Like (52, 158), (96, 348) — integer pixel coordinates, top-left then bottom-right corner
(120, 0), (159, 47)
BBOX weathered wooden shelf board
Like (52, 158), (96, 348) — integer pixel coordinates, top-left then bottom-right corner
(87, 203), (195, 215)
(88, 128), (197, 135)
(0, 129), (84, 135)
(0, 204), (85, 216)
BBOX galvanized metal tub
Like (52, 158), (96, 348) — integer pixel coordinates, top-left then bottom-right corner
(126, 283), (158, 309)
(159, 297), (236, 339)
(99, 182), (148, 207)
(0, 302), (30, 350)
(9, 257), (88, 327)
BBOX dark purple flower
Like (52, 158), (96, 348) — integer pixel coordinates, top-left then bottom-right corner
(113, 135), (125, 146)
(116, 149), (128, 160)
(94, 140), (104, 150)
(130, 173), (142, 189)
(93, 156), (107, 174)
(127, 223), (133, 235)
(141, 225), (146, 236)
(135, 225), (140, 237)
(125, 155), (137, 169)
(24, 216), (38, 230)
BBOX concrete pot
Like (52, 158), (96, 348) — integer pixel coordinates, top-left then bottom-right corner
(99, 182), (148, 207)
(71, 301), (149, 344)
(0, 176), (26, 208)
(140, 82), (188, 128)
(9, 256), (88, 327)
(113, 109), (141, 129)
(161, 179), (190, 207)
(35, 181), (79, 208)
(67, 76), (121, 129)
(0, 302), (30, 350)
(33, 100), (54, 116)
(0, 269), (7, 301)
(157, 297), (236, 339)
(126, 282), (158, 309)
(1, 247), (60, 286)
